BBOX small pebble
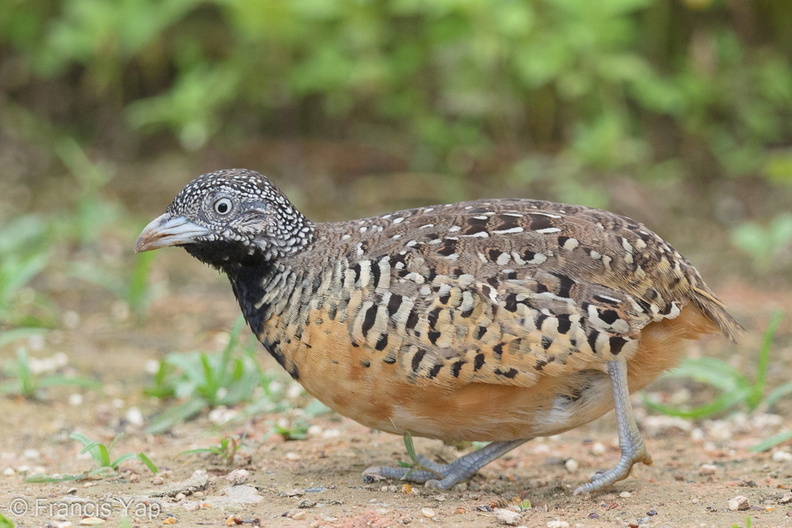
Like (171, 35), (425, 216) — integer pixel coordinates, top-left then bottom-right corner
(151, 476), (165, 485)
(533, 444), (551, 454)
(771, 450), (792, 462)
(208, 406), (238, 424)
(78, 518), (105, 526)
(68, 393), (84, 406)
(304, 486), (326, 493)
(23, 449), (40, 460)
(63, 310), (81, 328)
(322, 429), (341, 438)
(175, 493), (186, 501)
(307, 425), (323, 436)
(226, 468), (250, 485)
(421, 508), (436, 518)
(591, 443), (607, 456)
(125, 407), (144, 427)
(494, 508), (521, 525)
(291, 510), (306, 520)
(3, 467), (15, 476)
(287, 382), (303, 399)
(728, 495), (750, 511)
(779, 492), (792, 504)
(698, 464), (718, 476)
(619, 491), (632, 498)
(144, 359), (161, 374)
(285, 452), (301, 461)
(546, 521), (569, 528)
(564, 459), (579, 473)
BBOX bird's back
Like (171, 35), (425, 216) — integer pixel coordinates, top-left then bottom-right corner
(240, 198), (740, 441)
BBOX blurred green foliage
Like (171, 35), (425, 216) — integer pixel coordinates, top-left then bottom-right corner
(144, 317), (290, 433)
(731, 212), (792, 273)
(0, 216), (54, 327)
(2, 0), (792, 183)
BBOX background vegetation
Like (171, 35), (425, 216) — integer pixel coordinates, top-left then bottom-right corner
(0, 0), (789, 442)
(3, 0), (792, 199)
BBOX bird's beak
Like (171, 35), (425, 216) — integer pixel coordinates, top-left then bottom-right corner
(134, 214), (211, 253)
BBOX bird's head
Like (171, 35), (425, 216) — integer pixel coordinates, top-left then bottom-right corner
(134, 169), (314, 272)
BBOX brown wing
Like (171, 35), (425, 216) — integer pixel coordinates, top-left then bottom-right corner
(324, 198), (740, 389)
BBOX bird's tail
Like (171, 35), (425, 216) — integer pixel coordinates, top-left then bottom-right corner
(689, 286), (744, 343)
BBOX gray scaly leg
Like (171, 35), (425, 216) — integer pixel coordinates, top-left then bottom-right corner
(364, 438), (528, 489)
(573, 360), (653, 495)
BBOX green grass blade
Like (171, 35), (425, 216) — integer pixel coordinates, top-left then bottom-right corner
(127, 251), (156, 316)
(0, 380), (23, 395)
(402, 431), (418, 465)
(0, 511), (15, 528)
(199, 353), (216, 398)
(16, 349), (35, 397)
(107, 433), (123, 452)
(0, 327), (47, 348)
(38, 376), (101, 390)
(644, 386), (752, 419)
(0, 252), (49, 307)
(145, 397), (208, 434)
(750, 430), (792, 453)
(68, 432), (92, 446)
(86, 466), (116, 478)
(667, 357), (750, 392)
(25, 473), (84, 483)
(137, 452), (159, 474)
(748, 311), (783, 409)
(180, 447), (219, 456)
(109, 453), (139, 469)
(764, 381), (792, 410)
(96, 443), (111, 467)
(77, 440), (102, 458)
(224, 316), (245, 355)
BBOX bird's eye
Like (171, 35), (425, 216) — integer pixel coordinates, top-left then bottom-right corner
(214, 197), (233, 215)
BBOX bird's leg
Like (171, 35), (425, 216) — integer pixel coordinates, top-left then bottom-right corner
(573, 360), (653, 495)
(363, 438), (528, 489)
(401, 431), (446, 478)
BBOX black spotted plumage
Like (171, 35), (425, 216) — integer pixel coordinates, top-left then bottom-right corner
(136, 168), (742, 494)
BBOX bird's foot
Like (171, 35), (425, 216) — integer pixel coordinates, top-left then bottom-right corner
(363, 435), (528, 490)
(573, 360), (653, 495)
(573, 441), (652, 495)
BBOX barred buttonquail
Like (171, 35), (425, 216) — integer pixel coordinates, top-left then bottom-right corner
(135, 168), (742, 494)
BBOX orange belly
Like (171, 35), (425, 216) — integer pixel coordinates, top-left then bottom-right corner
(286, 304), (717, 442)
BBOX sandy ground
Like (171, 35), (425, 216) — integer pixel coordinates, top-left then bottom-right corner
(1, 251), (790, 528)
